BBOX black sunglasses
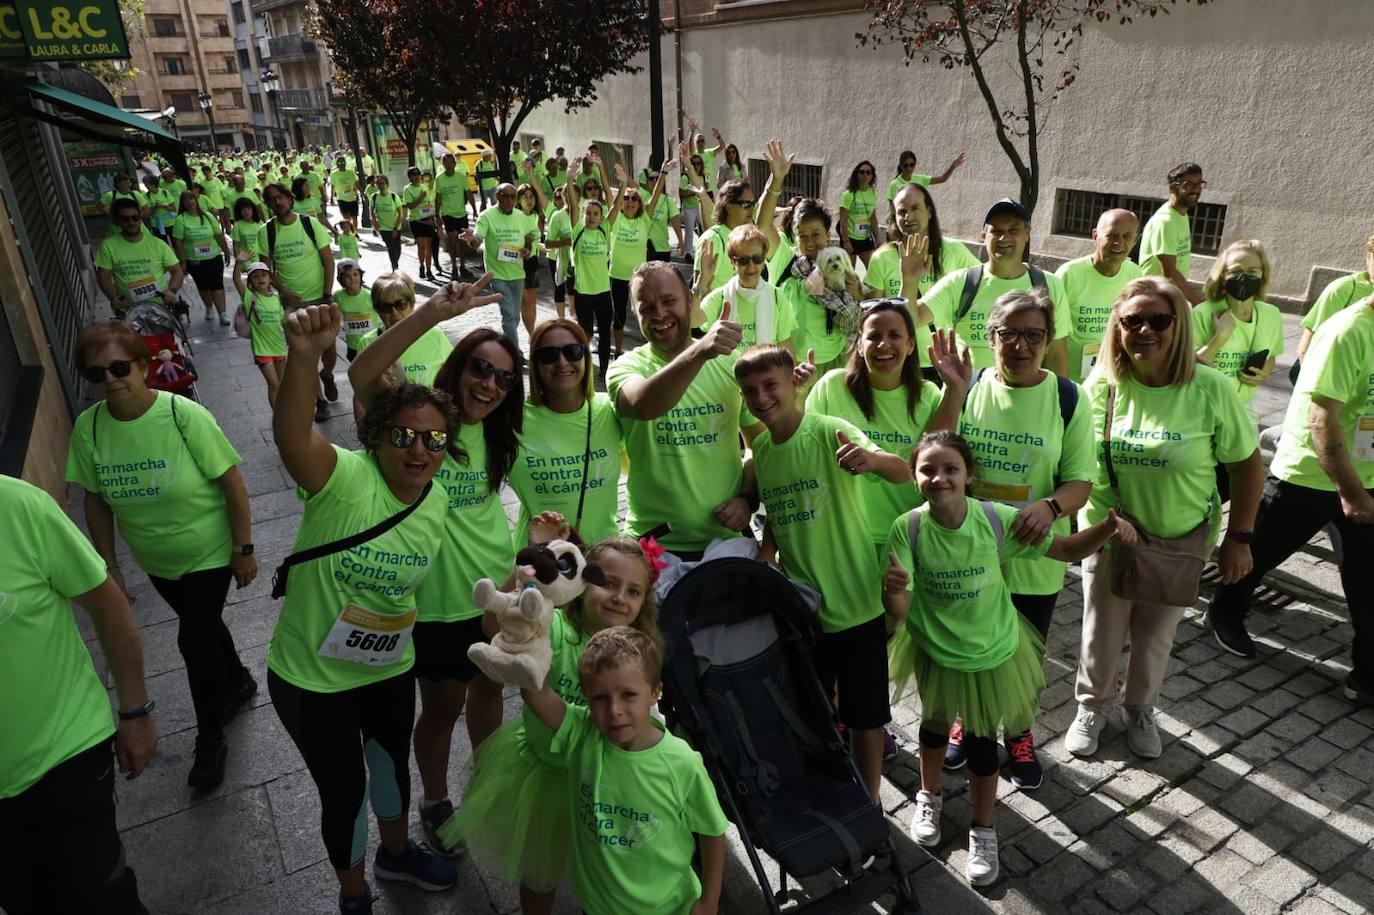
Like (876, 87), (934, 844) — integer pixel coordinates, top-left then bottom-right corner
(389, 425), (449, 452)
(374, 298), (409, 313)
(468, 355), (519, 391)
(733, 199), (756, 209)
(1120, 313), (1176, 333)
(731, 254), (765, 266)
(83, 360), (134, 383)
(533, 342), (586, 365)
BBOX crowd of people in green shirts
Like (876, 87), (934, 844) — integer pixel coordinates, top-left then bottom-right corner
(8, 135), (1373, 915)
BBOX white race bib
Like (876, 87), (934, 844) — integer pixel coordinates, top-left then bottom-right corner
(317, 604), (416, 666)
(1080, 342), (1101, 379)
(853, 222), (870, 238)
(414, 205), (434, 219)
(499, 244), (522, 263)
(1355, 415), (1374, 462)
(193, 242), (214, 259)
(128, 275), (159, 302)
(344, 317), (373, 335)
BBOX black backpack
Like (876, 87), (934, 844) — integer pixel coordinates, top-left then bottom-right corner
(954, 264), (1048, 326)
(265, 214), (317, 263)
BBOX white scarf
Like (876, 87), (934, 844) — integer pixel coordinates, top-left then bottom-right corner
(720, 275), (777, 344)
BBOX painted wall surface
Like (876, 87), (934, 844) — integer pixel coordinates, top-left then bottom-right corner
(512, 0), (1374, 300)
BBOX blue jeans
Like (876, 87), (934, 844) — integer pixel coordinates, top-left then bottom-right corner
(489, 277), (524, 342)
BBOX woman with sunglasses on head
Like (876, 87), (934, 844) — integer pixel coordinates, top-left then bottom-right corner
(270, 301), (478, 913)
(925, 290), (1096, 790)
(347, 278), (523, 861)
(66, 321), (257, 793)
(510, 320), (624, 546)
(607, 156), (674, 358)
(839, 161), (882, 268)
(1063, 277), (1263, 765)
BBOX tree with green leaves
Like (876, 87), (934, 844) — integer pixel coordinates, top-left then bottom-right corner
(859, 0), (1207, 214)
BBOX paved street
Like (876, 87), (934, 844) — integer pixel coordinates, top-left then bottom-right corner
(64, 226), (1374, 915)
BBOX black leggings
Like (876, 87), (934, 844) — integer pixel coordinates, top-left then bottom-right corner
(269, 669), (415, 869)
(575, 290), (613, 372)
(1010, 591), (1058, 645)
(0, 738), (148, 914)
(920, 726), (999, 777)
(610, 277), (631, 330)
(379, 229), (402, 271)
(148, 566), (248, 743)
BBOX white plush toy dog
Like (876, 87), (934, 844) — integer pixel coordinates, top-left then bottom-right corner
(804, 245), (862, 335)
(468, 539), (604, 691)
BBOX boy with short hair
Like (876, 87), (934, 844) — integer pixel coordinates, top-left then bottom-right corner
(736, 344), (911, 800)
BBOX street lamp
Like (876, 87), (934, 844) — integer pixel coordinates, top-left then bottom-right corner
(198, 91), (220, 153)
(161, 105), (180, 140)
(260, 68), (283, 150)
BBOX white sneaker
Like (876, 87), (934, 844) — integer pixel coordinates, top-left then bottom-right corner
(966, 826), (999, 885)
(908, 790), (942, 846)
(1124, 705), (1162, 759)
(1064, 703), (1107, 757)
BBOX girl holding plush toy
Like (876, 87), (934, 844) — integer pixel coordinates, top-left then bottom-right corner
(445, 521), (666, 915)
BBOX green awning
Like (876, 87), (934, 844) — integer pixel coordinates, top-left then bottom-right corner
(19, 80), (178, 142)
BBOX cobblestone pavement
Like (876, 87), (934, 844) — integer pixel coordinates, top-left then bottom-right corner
(66, 223), (1373, 915)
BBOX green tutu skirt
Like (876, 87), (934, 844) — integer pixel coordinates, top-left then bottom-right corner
(440, 709), (571, 892)
(889, 616), (1046, 738)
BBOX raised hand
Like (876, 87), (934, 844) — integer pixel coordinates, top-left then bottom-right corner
(950, 152), (968, 171)
(423, 273), (502, 320)
(899, 232), (930, 278)
(927, 328), (973, 391)
(284, 303), (341, 355)
(764, 139), (794, 182)
(698, 244), (718, 284)
(698, 298), (741, 357)
(793, 348), (817, 389)
(615, 162), (629, 185)
(835, 429), (873, 475)
(882, 551), (909, 595)
(687, 116), (700, 135)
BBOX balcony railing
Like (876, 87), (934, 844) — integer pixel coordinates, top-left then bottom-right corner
(273, 87), (327, 110)
(264, 32), (317, 58)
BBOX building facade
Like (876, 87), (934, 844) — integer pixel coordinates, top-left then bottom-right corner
(512, 0), (1374, 303)
(252, 0), (339, 148)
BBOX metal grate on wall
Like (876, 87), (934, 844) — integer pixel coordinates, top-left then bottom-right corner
(747, 158), (823, 204)
(591, 141), (634, 188)
(1053, 188), (1228, 257)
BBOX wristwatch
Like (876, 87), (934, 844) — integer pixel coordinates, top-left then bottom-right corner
(1045, 497), (1063, 519)
(234, 543), (255, 556)
(1225, 530), (1254, 544)
(119, 699), (156, 721)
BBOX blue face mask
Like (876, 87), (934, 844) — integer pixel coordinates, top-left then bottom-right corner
(1224, 273), (1262, 302)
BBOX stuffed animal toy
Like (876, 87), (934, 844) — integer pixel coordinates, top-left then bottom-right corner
(155, 349), (183, 383)
(468, 539), (605, 691)
(803, 245), (862, 335)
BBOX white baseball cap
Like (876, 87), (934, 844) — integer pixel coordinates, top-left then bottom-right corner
(245, 261), (271, 278)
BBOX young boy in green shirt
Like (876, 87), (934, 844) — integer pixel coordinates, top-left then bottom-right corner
(735, 344), (911, 803)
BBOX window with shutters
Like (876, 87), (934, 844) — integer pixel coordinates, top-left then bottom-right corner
(746, 158), (822, 202)
(590, 141), (634, 185)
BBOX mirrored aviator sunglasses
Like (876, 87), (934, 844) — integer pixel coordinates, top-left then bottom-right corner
(533, 342), (586, 365)
(468, 355), (519, 391)
(389, 425), (449, 452)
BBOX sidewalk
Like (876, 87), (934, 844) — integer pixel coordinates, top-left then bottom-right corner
(69, 227), (1373, 915)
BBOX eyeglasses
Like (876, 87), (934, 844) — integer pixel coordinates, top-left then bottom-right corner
(533, 342), (586, 365)
(732, 199), (756, 209)
(1120, 312), (1176, 333)
(1173, 179), (1207, 191)
(991, 327), (1048, 346)
(389, 425), (449, 452)
(82, 360), (134, 383)
(374, 298), (409, 313)
(731, 254), (766, 266)
(468, 355), (518, 391)
(860, 296), (909, 310)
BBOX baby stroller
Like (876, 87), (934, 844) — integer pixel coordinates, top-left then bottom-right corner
(658, 557), (920, 914)
(123, 301), (200, 400)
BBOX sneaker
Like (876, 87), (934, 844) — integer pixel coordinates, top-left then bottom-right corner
(1064, 704), (1107, 757)
(373, 840), (457, 891)
(223, 673), (258, 723)
(204, 306), (213, 320)
(944, 718), (967, 770)
(338, 882), (373, 914)
(314, 399), (330, 423)
(882, 727), (899, 761)
(908, 790), (942, 846)
(319, 368), (339, 402)
(1344, 673), (1374, 707)
(1124, 706), (1162, 759)
(218, 313), (230, 327)
(419, 800), (464, 859)
(187, 736), (228, 790)
(1206, 608), (1256, 658)
(966, 826), (1000, 886)
(1004, 731), (1043, 790)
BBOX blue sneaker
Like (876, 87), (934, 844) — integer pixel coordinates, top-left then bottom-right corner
(374, 840), (457, 892)
(944, 719), (967, 770)
(338, 881), (373, 914)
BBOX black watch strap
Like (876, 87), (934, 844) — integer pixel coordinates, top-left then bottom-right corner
(236, 544), (255, 556)
(119, 699), (156, 721)
(1046, 497), (1063, 519)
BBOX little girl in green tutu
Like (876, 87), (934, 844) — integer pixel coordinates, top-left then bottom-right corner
(883, 431), (1137, 887)
(443, 528), (666, 914)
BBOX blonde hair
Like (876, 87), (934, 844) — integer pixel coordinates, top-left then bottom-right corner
(1100, 276), (1196, 386)
(577, 625), (662, 686)
(1364, 232), (1374, 257)
(1202, 239), (1271, 303)
(726, 223), (768, 258)
(370, 272), (416, 311)
(565, 540), (663, 658)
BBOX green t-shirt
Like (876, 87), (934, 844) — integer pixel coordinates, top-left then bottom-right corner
(200, 177), (227, 210)
(145, 187), (178, 229)
(887, 498), (1048, 672)
(163, 177), (188, 200)
(886, 174), (932, 200)
(477, 160), (499, 190)
(646, 192), (680, 253)
(546, 207), (573, 272)
(66, 392), (241, 579)
(172, 212), (224, 262)
(332, 168), (359, 202)
(94, 231), (180, 303)
(1080, 365), (1257, 541)
(698, 280), (796, 353)
(922, 267), (1068, 371)
(476, 206), (531, 281)
(678, 174), (699, 210)
(244, 289), (287, 358)
(357, 325), (454, 386)
(267, 447), (447, 692)
(609, 211), (651, 281)
(863, 237), (981, 358)
(572, 224), (612, 295)
(1272, 303), (1374, 491)
(362, 154), (376, 176)
(1303, 271), (1373, 333)
(402, 182), (435, 220)
(258, 216), (331, 302)
(546, 608), (589, 707)
(415, 423), (515, 622)
(607, 345), (752, 552)
(839, 187), (878, 241)
(692, 224), (733, 295)
(541, 705), (729, 915)
(434, 168), (470, 217)
(101, 188), (144, 210)
(369, 190), (403, 232)
(1054, 255), (1144, 382)
(1139, 203), (1191, 279)
(292, 197), (323, 218)
(511, 394), (623, 546)
(302, 170), (325, 204)
(779, 274), (848, 367)
(958, 370), (1095, 595)
(1191, 299), (1285, 408)
(768, 234), (795, 287)
(806, 369), (939, 545)
(754, 412), (887, 632)
(333, 286), (373, 350)
(232, 219), (264, 258)
(0, 475), (114, 798)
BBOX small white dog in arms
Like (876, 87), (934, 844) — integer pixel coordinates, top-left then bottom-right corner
(805, 245), (862, 335)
